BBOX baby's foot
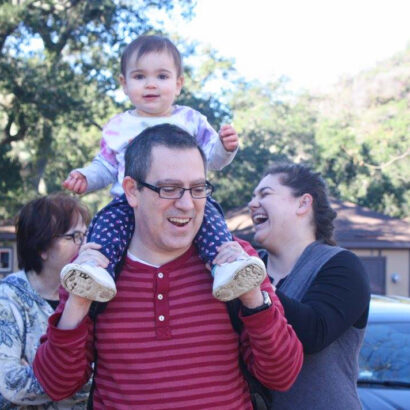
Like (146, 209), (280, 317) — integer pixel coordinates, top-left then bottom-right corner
(60, 263), (117, 302)
(212, 256), (267, 302)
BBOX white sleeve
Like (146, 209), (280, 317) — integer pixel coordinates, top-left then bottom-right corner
(195, 113), (237, 171)
(75, 154), (118, 193)
(207, 137), (238, 171)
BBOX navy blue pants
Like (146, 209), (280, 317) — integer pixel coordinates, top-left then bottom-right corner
(87, 194), (233, 279)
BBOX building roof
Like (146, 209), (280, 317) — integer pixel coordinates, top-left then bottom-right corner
(2, 199), (410, 249)
(226, 199), (410, 249)
(0, 225), (15, 241)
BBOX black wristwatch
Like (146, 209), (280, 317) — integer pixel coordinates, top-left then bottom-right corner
(241, 291), (272, 316)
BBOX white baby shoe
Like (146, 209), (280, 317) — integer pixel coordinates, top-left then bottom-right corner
(60, 263), (117, 302)
(212, 256), (267, 302)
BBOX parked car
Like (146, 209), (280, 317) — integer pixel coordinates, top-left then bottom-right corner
(358, 295), (410, 409)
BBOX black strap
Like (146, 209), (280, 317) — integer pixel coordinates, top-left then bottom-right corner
(226, 300), (272, 410)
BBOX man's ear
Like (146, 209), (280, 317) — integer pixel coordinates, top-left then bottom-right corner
(40, 250), (48, 261)
(296, 193), (313, 216)
(123, 176), (139, 208)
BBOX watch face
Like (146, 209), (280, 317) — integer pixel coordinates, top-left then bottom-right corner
(262, 291), (272, 306)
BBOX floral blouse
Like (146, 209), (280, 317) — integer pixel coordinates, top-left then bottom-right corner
(0, 271), (90, 409)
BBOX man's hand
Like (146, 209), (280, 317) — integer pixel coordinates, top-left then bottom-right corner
(62, 170), (88, 194)
(219, 124), (239, 152)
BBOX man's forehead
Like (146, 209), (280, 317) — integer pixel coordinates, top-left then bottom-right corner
(148, 145), (206, 180)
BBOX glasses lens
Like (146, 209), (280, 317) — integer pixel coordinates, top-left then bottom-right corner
(73, 232), (85, 244)
(159, 186), (183, 199)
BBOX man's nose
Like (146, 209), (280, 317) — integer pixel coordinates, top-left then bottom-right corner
(175, 190), (195, 210)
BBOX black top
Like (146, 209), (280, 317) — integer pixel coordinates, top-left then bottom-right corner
(45, 298), (59, 311)
(273, 250), (370, 354)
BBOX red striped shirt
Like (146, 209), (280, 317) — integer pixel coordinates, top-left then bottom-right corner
(34, 245), (302, 409)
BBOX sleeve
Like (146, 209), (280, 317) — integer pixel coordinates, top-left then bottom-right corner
(195, 113), (237, 171)
(276, 250), (371, 354)
(0, 298), (52, 406)
(33, 289), (94, 401)
(75, 135), (119, 193)
(234, 238), (304, 391)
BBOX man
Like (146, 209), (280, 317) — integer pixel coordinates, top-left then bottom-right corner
(33, 124), (302, 409)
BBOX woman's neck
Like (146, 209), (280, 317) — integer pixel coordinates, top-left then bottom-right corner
(266, 236), (315, 285)
(27, 267), (60, 301)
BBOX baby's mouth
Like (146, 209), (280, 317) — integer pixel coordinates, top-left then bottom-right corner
(168, 217), (191, 227)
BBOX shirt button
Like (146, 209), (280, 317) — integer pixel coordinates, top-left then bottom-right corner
(158, 315), (165, 321)
(158, 272), (164, 279)
(158, 294), (163, 300)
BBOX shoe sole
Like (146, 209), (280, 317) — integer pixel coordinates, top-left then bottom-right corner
(213, 263), (267, 302)
(61, 268), (117, 302)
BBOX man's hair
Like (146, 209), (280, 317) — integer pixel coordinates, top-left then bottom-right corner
(264, 162), (337, 245)
(15, 193), (90, 274)
(124, 124), (206, 186)
(120, 35), (183, 77)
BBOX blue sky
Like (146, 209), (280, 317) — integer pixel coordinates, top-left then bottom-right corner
(156, 0), (410, 91)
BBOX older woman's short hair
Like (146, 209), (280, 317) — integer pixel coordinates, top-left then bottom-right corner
(15, 193), (90, 274)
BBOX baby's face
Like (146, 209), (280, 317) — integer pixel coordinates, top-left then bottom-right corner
(120, 50), (183, 117)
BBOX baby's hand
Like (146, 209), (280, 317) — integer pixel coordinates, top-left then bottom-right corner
(219, 124), (239, 152)
(62, 170), (88, 194)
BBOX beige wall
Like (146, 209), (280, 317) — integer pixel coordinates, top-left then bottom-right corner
(352, 248), (410, 297)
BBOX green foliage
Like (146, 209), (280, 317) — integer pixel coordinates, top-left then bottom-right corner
(313, 48), (410, 218)
(213, 79), (318, 209)
(0, 0), (197, 220)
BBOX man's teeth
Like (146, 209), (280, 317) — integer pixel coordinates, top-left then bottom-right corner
(169, 217), (190, 225)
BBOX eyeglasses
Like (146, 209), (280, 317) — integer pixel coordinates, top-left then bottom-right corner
(138, 180), (214, 199)
(57, 230), (87, 245)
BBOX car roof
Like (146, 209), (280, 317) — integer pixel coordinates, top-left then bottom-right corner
(369, 294), (410, 322)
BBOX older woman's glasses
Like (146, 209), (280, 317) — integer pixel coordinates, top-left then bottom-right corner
(58, 230), (87, 245)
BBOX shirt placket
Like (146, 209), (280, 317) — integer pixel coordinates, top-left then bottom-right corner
(154, 269), (171, 339)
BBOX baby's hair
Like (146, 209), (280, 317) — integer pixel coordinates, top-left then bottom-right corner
(121, 35), (183, 77)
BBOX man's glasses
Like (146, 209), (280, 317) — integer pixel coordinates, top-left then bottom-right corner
(57, 230), (87, 245)
(138, 180), (214, 199)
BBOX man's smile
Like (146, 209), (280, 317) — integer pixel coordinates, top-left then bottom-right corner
(168, 216), (192, 227)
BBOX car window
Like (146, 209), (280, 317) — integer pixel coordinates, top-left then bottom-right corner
(359, 321), (410, 384)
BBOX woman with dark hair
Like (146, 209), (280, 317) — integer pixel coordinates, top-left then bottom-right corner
(0, 193), (91, 409)
(214, 162), (370, 410)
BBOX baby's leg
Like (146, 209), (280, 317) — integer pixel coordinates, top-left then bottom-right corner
(195, 198), (266, 302)
(60, 194), (134, 302)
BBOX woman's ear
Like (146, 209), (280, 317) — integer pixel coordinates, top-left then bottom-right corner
(123, 176), (139, 208)
(40, 250), (48, 261)
(296, 193), (313, 216)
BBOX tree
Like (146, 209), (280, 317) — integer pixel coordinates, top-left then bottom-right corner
(212, 78), (318, 210)
(0, 0), (196, 219)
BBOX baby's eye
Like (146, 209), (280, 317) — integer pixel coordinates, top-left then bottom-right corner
(134, 74), (144, 80)
(158, 73), (169, 80)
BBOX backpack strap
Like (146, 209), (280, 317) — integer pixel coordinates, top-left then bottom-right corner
(226, 299), (272, 410)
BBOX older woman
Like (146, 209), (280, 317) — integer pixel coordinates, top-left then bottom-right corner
(0, 193), (91, 409)
(215, 162), (370, 410)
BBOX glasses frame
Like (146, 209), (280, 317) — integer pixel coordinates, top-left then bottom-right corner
(138, 180), (214, 199)
(57, 230), (87, 245)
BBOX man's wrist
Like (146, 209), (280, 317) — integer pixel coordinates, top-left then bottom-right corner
(241, 290), (272, 316)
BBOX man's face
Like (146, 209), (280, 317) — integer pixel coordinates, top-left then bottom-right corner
(131, 146), (206, 263)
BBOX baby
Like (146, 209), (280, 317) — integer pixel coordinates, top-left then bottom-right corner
(62, 35), (266, 303)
